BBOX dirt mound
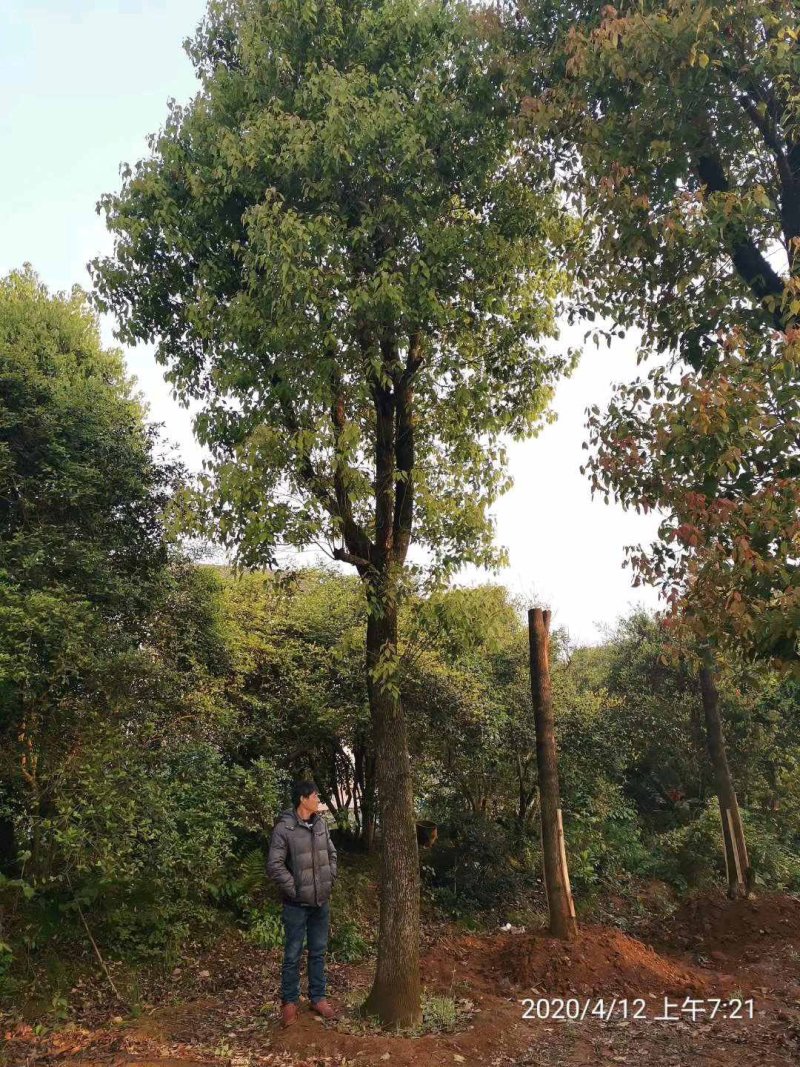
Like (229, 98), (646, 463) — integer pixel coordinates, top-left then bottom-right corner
(498, 924), (711, 997)
(665, 890), (800, 953)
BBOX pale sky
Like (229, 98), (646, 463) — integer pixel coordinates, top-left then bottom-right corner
(1, 0), (664, 644)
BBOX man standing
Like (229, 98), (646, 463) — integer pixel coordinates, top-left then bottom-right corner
(267, 780), (338, 1027)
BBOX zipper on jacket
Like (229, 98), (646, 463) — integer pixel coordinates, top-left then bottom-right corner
(311, 817), (318, 905)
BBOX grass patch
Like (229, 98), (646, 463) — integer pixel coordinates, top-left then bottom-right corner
(335, 989), (475, 1037)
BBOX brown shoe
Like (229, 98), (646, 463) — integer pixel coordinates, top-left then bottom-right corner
(281, 1002), (299, 1028)
(310, 998), (337, 1020)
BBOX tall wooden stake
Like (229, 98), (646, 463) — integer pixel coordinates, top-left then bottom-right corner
(528, 608), (578, 940)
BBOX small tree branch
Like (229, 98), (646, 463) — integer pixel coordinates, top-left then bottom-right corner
(721, 65), (800, 246)
(66, 874), (127, 1006)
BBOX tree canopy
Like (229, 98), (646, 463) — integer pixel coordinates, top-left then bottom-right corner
(511, 0), (800, 664)
(93, 0), (574, 581)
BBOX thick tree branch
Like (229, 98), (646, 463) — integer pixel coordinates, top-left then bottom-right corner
(392, 331), (423, 562)
(694, 151), (787, 327)
(269, 362), (372, 562)
(332, 547), (373, 568)
(722, 65), (800, 246)
(373, 380), (396, 558)
(330, 375), (374, 568)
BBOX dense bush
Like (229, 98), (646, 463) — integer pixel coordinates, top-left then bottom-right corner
(656, 802), (800, 893)
(422, 813), (533, 915)
(564, 780), (656, 892)
(15, 744), (282, 958)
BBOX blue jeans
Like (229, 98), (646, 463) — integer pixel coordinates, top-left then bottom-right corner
(280, 901), (330, 1004)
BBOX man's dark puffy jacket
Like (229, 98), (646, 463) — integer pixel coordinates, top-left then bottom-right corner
(266, 808), (338, 906)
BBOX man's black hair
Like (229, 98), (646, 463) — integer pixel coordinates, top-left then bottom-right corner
(291, 779), (319, 809)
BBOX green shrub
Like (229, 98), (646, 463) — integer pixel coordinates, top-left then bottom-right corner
(564, 780), (656, 890)
(423, 813), (530, 913)
(244, 903), (284, 951)
(10, 744), (282, 962)
(656, 801), (800, 891)
(330, 918), (370, 962)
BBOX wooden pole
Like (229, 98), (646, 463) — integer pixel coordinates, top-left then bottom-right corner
(528, 608), (578, 939)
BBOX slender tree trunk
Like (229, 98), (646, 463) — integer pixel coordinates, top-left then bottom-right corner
(515, 754), (537, 832)
(355, 738), (377, 852)
(0, 804), (17, 876)
(353, 739), (364, 842)
(698, 653), (754, 899)
(362, 588), (421, 1027)
(528, 608), (578, 940)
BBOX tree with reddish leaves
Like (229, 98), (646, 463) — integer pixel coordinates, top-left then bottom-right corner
(509, 0), (799, 663)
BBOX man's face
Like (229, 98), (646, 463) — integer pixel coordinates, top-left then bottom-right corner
(301, 790), (320, 813)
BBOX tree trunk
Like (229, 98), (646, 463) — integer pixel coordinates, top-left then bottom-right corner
(528, 608), (578, 940)
(689, 699), (708, 803)
(698, 654), (754, 899)
(363, 748), (377, 853)
(362, 591), (421, 1027)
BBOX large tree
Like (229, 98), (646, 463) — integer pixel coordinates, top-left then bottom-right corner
(509, 0), (799, 662)
(506, 0), (799, 896)
(92, 0), (571, 1025)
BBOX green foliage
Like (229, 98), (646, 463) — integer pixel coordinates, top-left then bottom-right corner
(405, 583), (535, 826)
(42, 742), (275, 892)
(657, 801), (800, 892)
(330, 918), (370, 962)
(420, 993), (460, 1033)
(19, 741), (281, 958)
(0, 267), (176, 696)
(92, 0), (573, 586)
(423, 812), (531, 914)
(244, 902), (284, 951)
(0, 270), (256, 966)
(0, 268), (186, 887)
(215, 567), (370, 832)
(564, 780), (654, 890)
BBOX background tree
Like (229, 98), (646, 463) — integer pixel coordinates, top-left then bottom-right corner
(91, 0), (573, 1025)
(0, 268), (176, 879)
(218, 568), (374, 844)
(403, 584), (535, 827)
(510, 0), (799, 664)
(503, 1), (799, 890)
(0, 270), (287, 980)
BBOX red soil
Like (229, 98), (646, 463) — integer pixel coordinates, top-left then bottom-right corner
(662, 889), (800, 956)
(496, 923), (715, 998)
(5, 900), (800, 1066)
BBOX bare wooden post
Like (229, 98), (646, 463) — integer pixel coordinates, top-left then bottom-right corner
(528, 608), (578, 940)
(698, 652), (754, 900)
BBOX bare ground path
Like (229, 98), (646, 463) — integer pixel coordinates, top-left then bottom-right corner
(4, 893), (799, 1067)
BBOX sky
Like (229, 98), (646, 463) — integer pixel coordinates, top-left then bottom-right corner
(0, 0), (665, 644)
